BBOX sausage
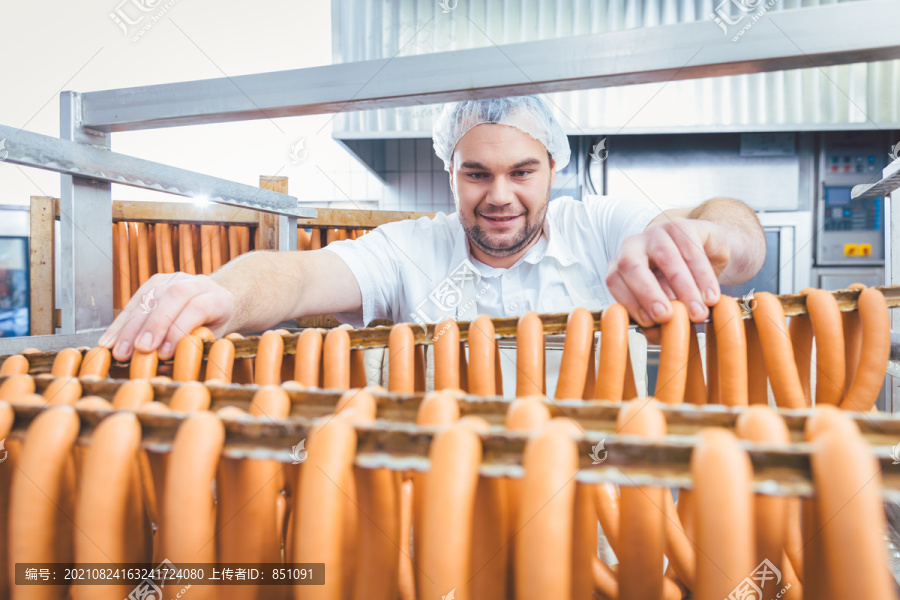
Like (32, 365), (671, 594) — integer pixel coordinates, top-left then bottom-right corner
(398, 478), (416, 600)
(417, 423), (482, 599)
(494, 343), (504, 397)
(0, 401), (13, 594)
(79, 347), (111, 378)
(804, 289), (846, 406)
(73, 412), (142, 600)
(735, 406), (790, 598)
(50, 348), (83, 378)
(784, 497), (804, 584)
(297, 227), (310, 251)
(238, 226), (251, 254)
(571, 483), (597, 600)
(712, 296), (747, 406)
(205, 338), (235, 383)
(685, 322), (707, 404)
(163, 413), (224, 600)
(228, 225), (242, 261)
(691, 428), (754, 600)
(293, 416), (357, 600)
(323, 328), (351, 391)
(516, 426), (578, 598)
(192, 326), (216, 342)
(415, 344), (427, 393)
(128, 222), (140, 294)
(789, 310), (813, 405)
(112, 379), (154, 410)
(591, 555), (619, 599)
(842, 283), (867, 398)
(172, 334), (204, 382)
(116, 221), (132, 302)
(812, 427), (895, 597)
(335, 389), (377, 422)
(458, 339), (469, 393)
(295, 329), (324, 388)
(616, 399), (667, 599)
(43, 376), (82, 406)
(178, 223), (196, 274)
(591, 480), (622, 557)
(255, 330), (284, 386)
(225, 332), (255, 384)
(309, 228), (323, 250)
(434, 318), (460, 391)
(841, 287), (889, 411)
(8, 406), (80, 583)
(200, 224), (214, 275)
(0, 374), (35, 401)
(655, 300), (690, 404)
(113, 223), (121, 307)
(388, 324), (416, 393)
(705, 323), (719, 404)
(350, 349), (367, 388)
(516, 312), (545, 398)
(744, 319), (767, 405)
(0, 354), (29, 376)
(555, 307), (595, 400)
(751, 292), (806, 409)
(662, 489), (696, 590)
(216, 386), (289, 599)
(129, 349), (159, 380)
(168, 381), (211, 412)
(136, 222), (151, 284)
(467, 315), (496, 397)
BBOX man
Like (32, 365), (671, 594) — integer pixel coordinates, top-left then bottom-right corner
(101, 95), (765, 362)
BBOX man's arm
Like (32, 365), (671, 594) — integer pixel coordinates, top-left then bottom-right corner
(99, 249), (362, 361)
(605, 197), (765, 327)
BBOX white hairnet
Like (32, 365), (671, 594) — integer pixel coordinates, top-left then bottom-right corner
(432, 96), (571, 172)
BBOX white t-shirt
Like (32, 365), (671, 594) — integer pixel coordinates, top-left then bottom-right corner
(325, 195), (661, 327)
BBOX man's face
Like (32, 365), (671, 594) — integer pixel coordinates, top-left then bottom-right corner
(449, 123), (556, 259)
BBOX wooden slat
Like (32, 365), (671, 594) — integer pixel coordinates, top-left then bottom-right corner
(29, 196), (56, 336)
(296, 207), (434, 228)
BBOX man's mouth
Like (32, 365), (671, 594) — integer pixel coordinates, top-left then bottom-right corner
(479, 213), (522, 225)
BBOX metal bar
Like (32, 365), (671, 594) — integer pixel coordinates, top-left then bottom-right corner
(78, 0), (900, 132)
(853, 159), (900, 200)
(58, 92), (114, 335)
(5, 402), (900, 500)
(0, 330), (108, 355)
(0, 123), (315, 218)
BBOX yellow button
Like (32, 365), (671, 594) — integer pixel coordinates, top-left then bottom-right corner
(844, 243), (858, 256)
(859, 243), (872, 257)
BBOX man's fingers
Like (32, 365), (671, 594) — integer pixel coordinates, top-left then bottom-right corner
(645, 231), (707, 321)
(157, 295), (221, 360)
(605, 271), (652, 328)
(666, 220), (724, 307)
(609, 239), (673, 323)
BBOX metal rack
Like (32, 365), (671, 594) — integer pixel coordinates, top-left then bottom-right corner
(0, 0), (898, 346)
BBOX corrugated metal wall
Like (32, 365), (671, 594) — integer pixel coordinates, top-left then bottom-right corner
(331, 0), (900, 136)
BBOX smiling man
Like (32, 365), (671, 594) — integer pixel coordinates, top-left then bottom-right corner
(101, 95), (765, 362)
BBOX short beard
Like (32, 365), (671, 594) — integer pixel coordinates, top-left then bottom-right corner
(460, 187), (550, 259)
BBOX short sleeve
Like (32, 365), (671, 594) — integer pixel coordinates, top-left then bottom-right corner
(323, 222), (410, 327)
(582, 194), (662, 259)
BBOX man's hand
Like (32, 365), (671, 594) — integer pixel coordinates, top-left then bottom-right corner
(606, 216), (732, 328)
(99, 272), (234, 362)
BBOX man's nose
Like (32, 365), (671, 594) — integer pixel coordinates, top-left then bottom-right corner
(485, 177), (514, 206)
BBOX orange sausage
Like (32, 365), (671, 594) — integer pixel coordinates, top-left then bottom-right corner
(0, 374), (35, 401)
(295, 329), (324, 388)
(745, 319), (768, 405)
(8, 407), (80, 581)
(116, 221), (132, 302)
(200, 224), (214, 275)
(842, 283), (867, 399)
(172, 334), (204, 382)
(570, 482), (596, 600)
(228, 226), (242, 261)
(293, 416), (357, 600)
(350, 349), (367, 389)
(692, 428), (754, 600)
(806, 289), (845, 406)
(309, 228), (323, 251)
(712, 296), (747, 406)
(73, 412), (142, 600)
(685, 322), (707, 404)
(255, 330), (284, 386)
(662, 489), (695, 590)
(112, 379), (154, 410)
(238, 226), (251, 254)
(128, 222), (140, 294)
(616, 398), (666, 599)
(178, 223), (196, 274)
(467, 315), (496, 397)
(458, 339), (469, 393)
(79, 347), (111, 378)
(656, 300), (690, 404)
(0, 354), (29, 376)
(75, 396), (113, 411)
(136, 222), (151, 285)
(752, 292), (806, 409)
(705, 323), (719, 404)
(297, 227), (310, 251)
(323, 328), (351, 390)
(591, 556), (619, 599)
(209, 225), (223, 272)
(841, 287), (889, 411)
(205, 338), (235, 383)
(516, 312), (545, 398)
(163, 413), (224, 600)
(516, 426), (578, 598)
(129, 349), (159, 380)
(415, 344), (427, 393)
(50, 348), (82, 377)
(388, 324), (416, 394)
(0, 401), (12, 594)
(555, 307), (595, 400)
(43, 376), (82, 406)
(434, 318), (460, 391)
(735, 405), (790, 598)
(157, 223), (176, 274)
(789, 312), (813, 405)
(398, 478), (416, 600)
(224, 332), (254, 384)
(169, 381), (211, 412)
(812, 428), (894, 597)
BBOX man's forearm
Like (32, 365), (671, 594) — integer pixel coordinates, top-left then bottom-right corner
(210, 250), (307, 334)
(689, 197), (766, 284)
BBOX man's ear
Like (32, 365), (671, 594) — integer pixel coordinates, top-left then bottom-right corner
(448, 167), (455, 194)
(549, 159), (556, 188)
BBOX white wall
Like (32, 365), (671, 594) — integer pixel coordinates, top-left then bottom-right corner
(0, 0), (383, 210)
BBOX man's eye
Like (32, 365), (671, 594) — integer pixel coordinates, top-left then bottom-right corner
(512, 170), (532, 177)
(467, 172), (489, 180)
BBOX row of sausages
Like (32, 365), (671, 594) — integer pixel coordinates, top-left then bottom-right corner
(111, 222), (369, 309)
(1, 391), (893, 599)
